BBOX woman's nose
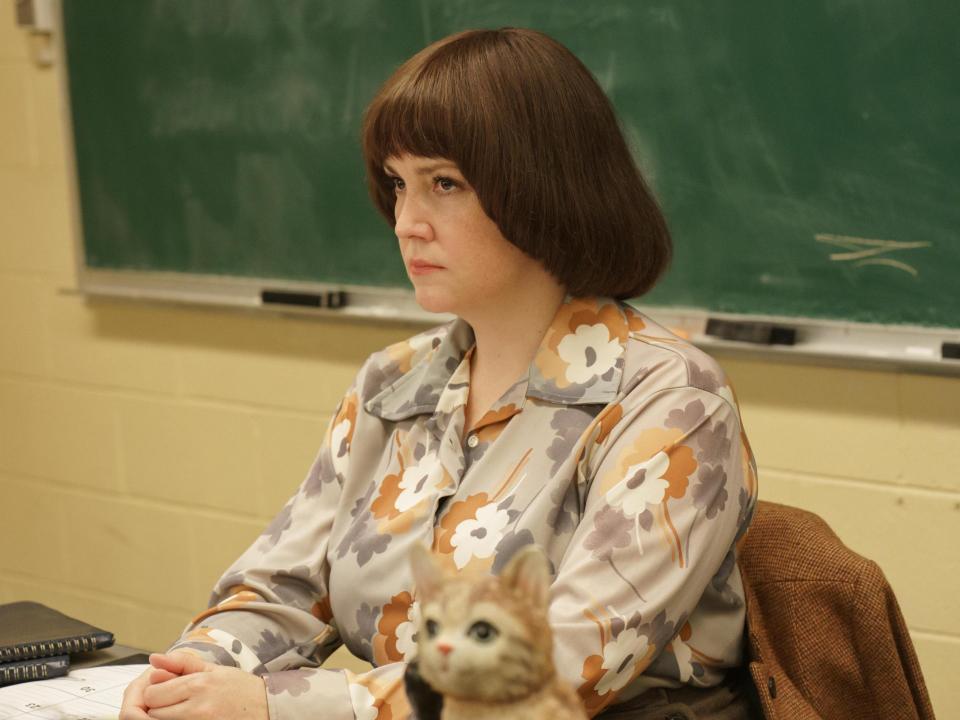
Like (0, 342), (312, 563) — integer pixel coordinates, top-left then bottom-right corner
(394, 194), (433, 242)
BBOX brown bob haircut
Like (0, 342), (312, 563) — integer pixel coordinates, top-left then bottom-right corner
(361, 28), (671, 299)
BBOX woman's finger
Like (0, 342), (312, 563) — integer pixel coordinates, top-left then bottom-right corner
(149, 651), (208, 676)
(148, 668), (179, 684)
(146, 700), (192, 720)
(119, 670), (153, 720)
(142, 676), (192, 709)
(119, 707), (152, 720)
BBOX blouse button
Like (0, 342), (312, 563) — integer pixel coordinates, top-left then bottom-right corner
(466, 434), (479, 448)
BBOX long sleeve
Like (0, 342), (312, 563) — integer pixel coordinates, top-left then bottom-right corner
(168, 386), (365, 719)
(549, 385), (754, 717)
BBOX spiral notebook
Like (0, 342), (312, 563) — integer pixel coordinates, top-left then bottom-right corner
(0, 603), (114, 664)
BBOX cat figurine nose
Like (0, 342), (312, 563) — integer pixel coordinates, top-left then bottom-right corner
(435, 642), (454, 656)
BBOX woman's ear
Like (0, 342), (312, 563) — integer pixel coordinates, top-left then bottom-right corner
(410, 543), (444, 599)
(498, 545), (551, 611)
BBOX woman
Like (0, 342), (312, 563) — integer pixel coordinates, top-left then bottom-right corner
(122, 28), (758, 720)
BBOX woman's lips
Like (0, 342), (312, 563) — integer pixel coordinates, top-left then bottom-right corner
(408, 259), (444, 275)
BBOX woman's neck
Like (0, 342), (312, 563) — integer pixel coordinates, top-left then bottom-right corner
(460, 280), (566, 430)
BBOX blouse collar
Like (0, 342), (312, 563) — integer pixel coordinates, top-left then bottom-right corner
(365, 296), (646, 421)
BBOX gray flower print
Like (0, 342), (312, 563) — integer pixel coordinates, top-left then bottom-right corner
(547, 407), (595, 476)
(547, 482), (579, 535)
(259, 500), (294, 549)
(664, 399), (705, 432)
(355, 602), (380, 657)
(268, 566), (315, 609)
(492, 529), (535, 574)
(692, 464), (728, 519)
(583, 505), (632, 561)
(688, 360), (720, 394)
(266, 668), (314, 697)
(253, 629), (289, 662)
(696, 420), (731, 464)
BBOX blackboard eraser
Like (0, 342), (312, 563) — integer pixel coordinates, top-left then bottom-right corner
(705, 319), (797, 346)
(261, 290), (347, 309)
(942, 342), (960, 360)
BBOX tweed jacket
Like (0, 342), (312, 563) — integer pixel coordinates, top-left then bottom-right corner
(738, 501), (935, 720)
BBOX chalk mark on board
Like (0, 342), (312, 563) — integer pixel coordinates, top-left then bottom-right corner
(815, 233), (931, 277)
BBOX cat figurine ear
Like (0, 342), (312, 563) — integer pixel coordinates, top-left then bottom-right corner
(497, 545), (551, 612)
(409, 542), (444, 599)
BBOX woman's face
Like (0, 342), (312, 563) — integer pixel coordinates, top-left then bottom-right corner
(385, 154), (547, 317)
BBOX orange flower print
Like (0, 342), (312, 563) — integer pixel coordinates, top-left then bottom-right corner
(331, 392), (358, 450)
(621, 303), (648, 333)
(434, 493), (489, 554)
(191, 590), (260, 624)
(311, 595), (333, 624)
(372, 441), (451, 533)
(373, 592), (419, 665)
(594, 626), (651, 696)
(327, 391), (358, 481)
(346, 668), (410, 720)
(473, 403), (520, 443)
(599, 427), (684, 496)
(578, 654), (607, 714)
(450, 501), (511, 569)
(535, 298), (630, 389)
(601, 427), (698, 566)
(347, 679), (380, 720)
(594, 403), (623, 446)
(383, 328), (444, 376)
(577, 613), (655, 715)
(371, 464), (403, 522)
(557, 323), (623, 384)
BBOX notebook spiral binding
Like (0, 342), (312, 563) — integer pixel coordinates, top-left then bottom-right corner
(0, 661), (54, 683)
(0, 636), (94, 662)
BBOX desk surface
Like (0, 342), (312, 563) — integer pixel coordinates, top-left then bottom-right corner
(72, 644), (151, 670)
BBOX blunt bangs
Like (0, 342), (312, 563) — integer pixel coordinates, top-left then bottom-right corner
(362, 32), (484, 222)
(361, 29), (672, 299)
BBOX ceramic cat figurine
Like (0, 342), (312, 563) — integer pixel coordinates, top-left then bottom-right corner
(408, 544), (587, 720)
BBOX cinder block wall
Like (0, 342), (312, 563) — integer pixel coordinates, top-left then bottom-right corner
(1, 20), (957, 716)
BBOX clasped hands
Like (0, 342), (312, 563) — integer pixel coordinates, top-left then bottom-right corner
(119, 651), (269, 720)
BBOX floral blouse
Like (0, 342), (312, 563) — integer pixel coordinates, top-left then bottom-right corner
(170, 296), (758, 720)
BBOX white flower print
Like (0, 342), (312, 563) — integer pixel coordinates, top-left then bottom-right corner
(608, 451), (670, 517)
(396, 458), (441, 512)
(450, 502), (510, 569)
(348, 681), (379, 720)
(395, 602), (420, 661)
(595, 626), (650, 696)
(557, 323), (623, 384)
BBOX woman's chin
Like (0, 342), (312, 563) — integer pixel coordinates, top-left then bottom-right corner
(413, 288), (457, 315)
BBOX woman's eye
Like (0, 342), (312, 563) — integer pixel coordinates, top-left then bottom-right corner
(425, 619), (439, 638)
(467, 621), (498, 643)
(435, 176), (457, 192)
(389, 176), (405, 193)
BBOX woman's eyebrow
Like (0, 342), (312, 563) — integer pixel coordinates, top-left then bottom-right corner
(383, 162), (459, 176)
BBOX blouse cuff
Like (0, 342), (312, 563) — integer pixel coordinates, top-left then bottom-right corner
(264, 668), (355, 720)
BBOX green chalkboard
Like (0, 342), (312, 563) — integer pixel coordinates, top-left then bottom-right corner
(63, 1), (960, 328)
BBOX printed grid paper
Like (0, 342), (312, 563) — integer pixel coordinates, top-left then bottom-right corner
(0, 664), (148, 720)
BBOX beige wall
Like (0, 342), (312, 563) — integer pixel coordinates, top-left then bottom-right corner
(2, 20), (958, 716)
